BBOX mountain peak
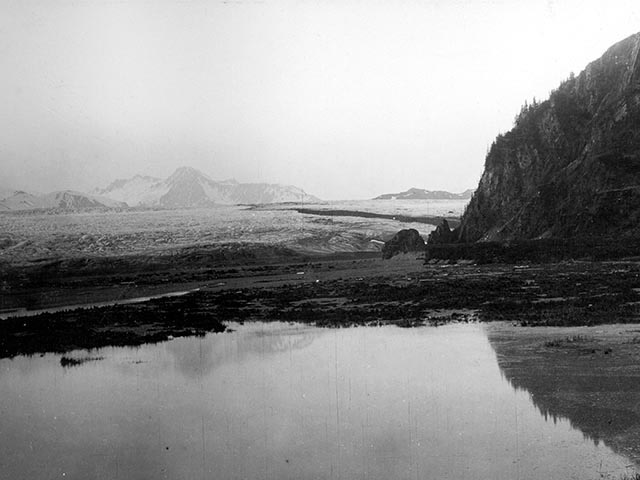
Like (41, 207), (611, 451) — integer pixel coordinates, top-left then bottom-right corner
(0, 189), (125, 211)
(167, 166), (211, 184)
(92, 166), (320, 207)
(374, 188), (474, 200)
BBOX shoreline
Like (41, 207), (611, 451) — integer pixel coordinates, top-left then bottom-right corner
(292, 207), (461, 227)
(0, 288), (199, 320)
(3, 251), (640, 358)
(0, 248), (381, 311)
(3, 249), (640, 469)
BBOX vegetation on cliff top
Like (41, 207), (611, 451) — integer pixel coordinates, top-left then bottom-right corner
(451, 32), (640, 243)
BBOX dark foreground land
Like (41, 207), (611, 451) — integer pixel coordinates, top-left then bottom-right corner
(4, 249), (640, 469)
(3, 250), (640, 357)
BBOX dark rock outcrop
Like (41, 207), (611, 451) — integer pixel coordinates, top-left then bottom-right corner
(458, 32), (640, 242)
(382, 229), (426, 259)
(427, 219), (457, 244)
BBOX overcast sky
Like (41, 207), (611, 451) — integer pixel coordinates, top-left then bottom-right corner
(1, 0), (640, 200)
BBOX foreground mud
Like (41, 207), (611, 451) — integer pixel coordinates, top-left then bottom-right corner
(0, 294), (227, 358)
(3, 254), (640, 357)
(4, 252), (640, 469)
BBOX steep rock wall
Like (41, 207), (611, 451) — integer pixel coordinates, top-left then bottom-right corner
(458, 33), (640, 242)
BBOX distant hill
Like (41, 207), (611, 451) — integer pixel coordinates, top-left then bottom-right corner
(374, 188), (474, 200)
(0, 188), (16, 202)
(449, 31), (640, 243)
(94, 166), (321, 208)
(0, 167), (320, 212)
(0, 190), (126, 212)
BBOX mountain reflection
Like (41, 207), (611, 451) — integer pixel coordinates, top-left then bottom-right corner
(485, 325), (640, 466)
(166, 323), (325, 379)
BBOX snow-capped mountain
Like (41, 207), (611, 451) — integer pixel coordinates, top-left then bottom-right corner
(95, 166), (320, 207)
(0, 190), (126, 211)
(0, 167), (320, 212)
(93, 175), (167, 207)
(374, 188), (474, 200)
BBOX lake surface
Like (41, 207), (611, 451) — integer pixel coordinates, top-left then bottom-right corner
(0, 323), (633, 479)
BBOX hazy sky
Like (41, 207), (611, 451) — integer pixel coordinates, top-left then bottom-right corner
(1, 0), (640, 200)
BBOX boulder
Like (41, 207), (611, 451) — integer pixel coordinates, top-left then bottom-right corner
(382, 229), (426, 259)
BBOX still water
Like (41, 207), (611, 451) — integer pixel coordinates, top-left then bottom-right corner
(0, 323), (633, 479)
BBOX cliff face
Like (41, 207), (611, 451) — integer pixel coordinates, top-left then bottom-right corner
(458, 32), (640, 242)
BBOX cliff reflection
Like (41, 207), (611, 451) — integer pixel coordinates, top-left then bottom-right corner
(485, 324), (640, 466)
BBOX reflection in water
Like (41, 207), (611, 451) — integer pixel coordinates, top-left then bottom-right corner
(0, 323), (634, 479)
(486, 325), (640, 467)
(166, 323), (324, 379)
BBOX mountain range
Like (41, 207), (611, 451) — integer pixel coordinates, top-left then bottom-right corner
(0, 190), (126, 212)
(0, 167), (320, 211)
(433, 31), (640, 243)
(374, 188), (474, 200)
(93, 166), (320, 208)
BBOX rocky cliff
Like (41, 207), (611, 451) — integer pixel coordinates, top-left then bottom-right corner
(457, 32), (640, 242)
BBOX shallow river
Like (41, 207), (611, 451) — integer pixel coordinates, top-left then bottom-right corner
(0, 323), (634, 479)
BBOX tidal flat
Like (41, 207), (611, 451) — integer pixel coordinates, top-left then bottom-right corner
(4, 253), (640, 357)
